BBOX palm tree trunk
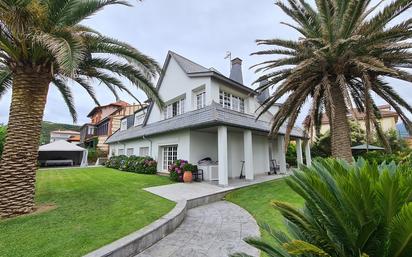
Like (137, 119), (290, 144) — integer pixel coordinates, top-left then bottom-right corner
(330, 88), (353, 162)
(0, 67), (51, 218)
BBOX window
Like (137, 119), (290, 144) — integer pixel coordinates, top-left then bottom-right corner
(120, 119), (127, 131)
(162, 145), (178, 170)
(219, 90), (245, 112)
(139, 147), (150, 156)
(87, 126), (95, 135)
(134, 112), (145, 126)
(118, 149), (125, 155)
(164, 99), (185, 119)
(126, 148), (134, 156)
(196, 91), (206, 109)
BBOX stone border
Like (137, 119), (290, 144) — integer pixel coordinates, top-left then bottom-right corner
(83, 200), (187, 257)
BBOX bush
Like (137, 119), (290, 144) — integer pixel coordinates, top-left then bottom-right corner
(168, 160), (197, 182)
(0, 125), (6, 158)
(105, 155), (127, 169)
(105, 155), (157, 174)
(232, 158), (412, 257)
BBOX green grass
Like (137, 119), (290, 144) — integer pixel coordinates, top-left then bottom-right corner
(226, 178), (304, 254)
(0, 167), (174, 257)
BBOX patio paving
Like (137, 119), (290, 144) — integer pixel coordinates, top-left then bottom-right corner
(144, 173), (287, 202)
(135, 201), (260, 257)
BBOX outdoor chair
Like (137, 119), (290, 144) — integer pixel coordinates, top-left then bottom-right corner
(269, 159), (280, 175)
(193, 169), (204, 182)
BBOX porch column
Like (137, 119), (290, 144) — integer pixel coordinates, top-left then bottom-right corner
(296, 138), (303, 168)
(305, 140), (312, 167)
(277, 135), (287, 174)
(218, 126), (228, 186)
(243, 130), (254, 180)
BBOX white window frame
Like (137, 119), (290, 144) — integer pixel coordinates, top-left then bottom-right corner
(120, 119), (127, 131)
(118, 148), (125, 155)
(126, 148), (134, 156)
(219, 90), (245, 113)
(87, 126), (95, 134)
(196, 91), (206, 109)
(134, 112), (145, 126)
(162, 145), (178, 170)
(164, 98), (185, 119)
(139, 147), (150, 156)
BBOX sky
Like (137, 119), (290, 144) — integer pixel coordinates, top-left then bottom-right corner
(0, 0), (411, 126)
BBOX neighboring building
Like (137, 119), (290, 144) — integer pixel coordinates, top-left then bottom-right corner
(106, 51), (310, 186)
(50, 130), (80, 143)
(310, 105), (399, 136)
(397, 123), (412, 147)
(80, 101), (145, 154)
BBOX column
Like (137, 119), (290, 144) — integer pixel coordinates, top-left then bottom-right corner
(243, 130), (254, 180)
(296, 138), (303, 168)
(305, 140), (312, 167)
(218, 126), (228, 186)
(277, 135), (287, 174)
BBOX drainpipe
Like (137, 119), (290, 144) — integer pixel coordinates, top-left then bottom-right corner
(143, 135), (153, 156)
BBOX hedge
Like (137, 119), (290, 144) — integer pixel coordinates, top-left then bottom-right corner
(105, 155), (157, 174)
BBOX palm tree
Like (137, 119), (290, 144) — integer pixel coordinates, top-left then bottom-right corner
(232, 159), (412, 257)
(0, 0), (163, 218)
(253, 0), (412, 161)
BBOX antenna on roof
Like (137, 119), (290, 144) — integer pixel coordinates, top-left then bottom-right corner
(224, 51), (232, 71)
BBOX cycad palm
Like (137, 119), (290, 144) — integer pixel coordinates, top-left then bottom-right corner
(232, 159), (412, 257)
(254, 0), (412, 161)
(0, 0), (163, 218)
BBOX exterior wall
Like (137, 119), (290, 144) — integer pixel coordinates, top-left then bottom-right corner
(252, 134), (270, 174)
(189, 131), (218, 164)
(109, 128), (274, 177)
(318, 116), (398, 135)
(147, 57), (211, 125)
(109, 130), (191, 171)
(227, 132), (244, 178)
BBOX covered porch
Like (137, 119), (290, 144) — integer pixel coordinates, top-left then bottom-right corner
(188, 125), (311, 186)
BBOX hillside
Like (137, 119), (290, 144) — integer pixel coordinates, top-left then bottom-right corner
(40, 121), (81, 144)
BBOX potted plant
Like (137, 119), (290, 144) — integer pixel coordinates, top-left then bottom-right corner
(182, 163), (194, 183)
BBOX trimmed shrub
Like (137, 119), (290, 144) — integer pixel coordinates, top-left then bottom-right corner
(105, 155), (127, 169)
(105, 155), (157, 174)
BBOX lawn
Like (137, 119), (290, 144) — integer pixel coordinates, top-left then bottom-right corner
(0, 167), (175, 257)
(226, 178), (304, 254)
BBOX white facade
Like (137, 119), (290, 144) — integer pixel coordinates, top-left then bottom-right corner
(107, 51), (311, 186)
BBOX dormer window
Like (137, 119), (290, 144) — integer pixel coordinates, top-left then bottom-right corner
(134, 112), (145, 126)
(120, 119), (127, 131)
(196, 91), (206, 109)
(219, 90), (245, 113)
(164, 98), (185, 119)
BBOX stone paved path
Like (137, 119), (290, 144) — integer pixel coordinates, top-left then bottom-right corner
(135, 201), (260, 257)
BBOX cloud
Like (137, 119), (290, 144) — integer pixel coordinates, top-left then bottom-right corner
(0, 0), (411, 126)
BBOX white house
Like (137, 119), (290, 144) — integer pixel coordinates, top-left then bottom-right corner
(106, 51), (311, 186)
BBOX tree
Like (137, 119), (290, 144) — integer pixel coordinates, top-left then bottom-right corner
(0, 0), (163, 218)
(253, 0), (412, 162)
(312, 121), (366, 157)
(232, 159), (412, 257)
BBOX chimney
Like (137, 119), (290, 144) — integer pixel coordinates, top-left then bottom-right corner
(229, 57), (243, 84)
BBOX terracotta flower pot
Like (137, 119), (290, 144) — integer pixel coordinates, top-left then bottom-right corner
(183, 171), (192, 183)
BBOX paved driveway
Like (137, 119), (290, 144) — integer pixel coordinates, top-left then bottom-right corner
(135, 201), (260, 257)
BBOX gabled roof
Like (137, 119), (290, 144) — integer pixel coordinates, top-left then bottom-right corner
(106, 101), (305, 144)
(142, 51), (257, 126)
(87, 100), (129, 117)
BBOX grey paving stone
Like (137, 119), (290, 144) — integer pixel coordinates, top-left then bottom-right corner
(135, 201), (260, 257)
